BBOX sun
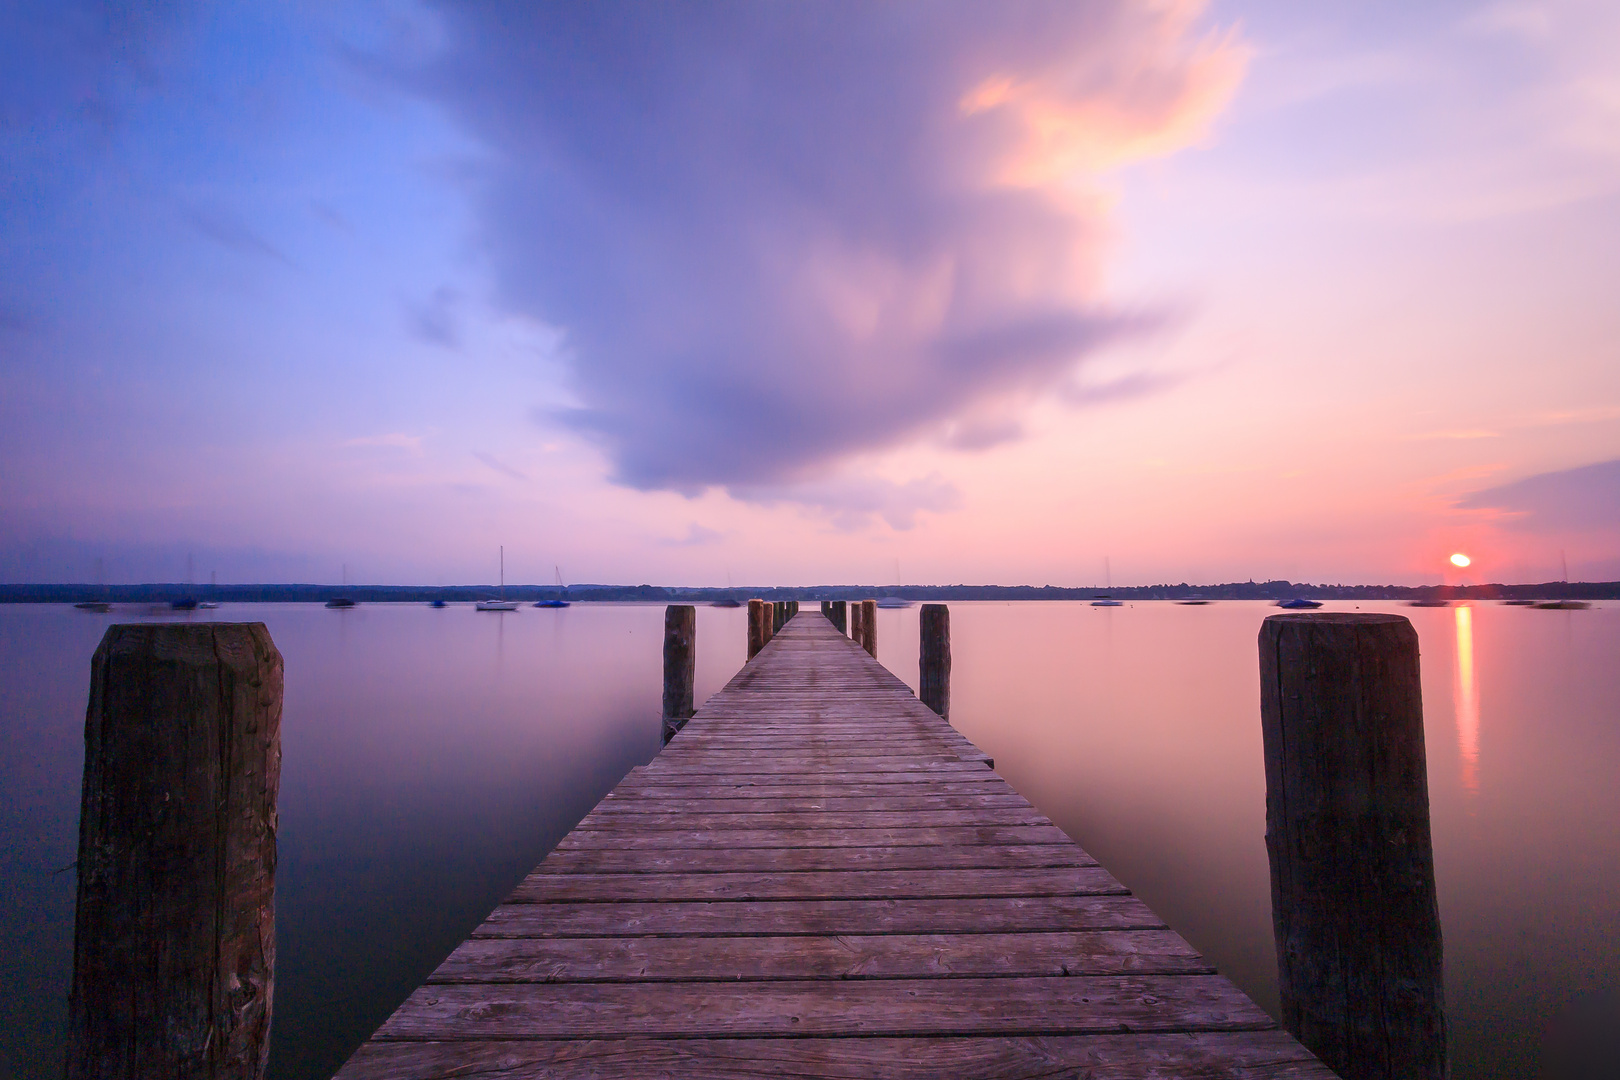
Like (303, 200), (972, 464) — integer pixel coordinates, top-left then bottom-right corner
(1450, 553), (1471, 568)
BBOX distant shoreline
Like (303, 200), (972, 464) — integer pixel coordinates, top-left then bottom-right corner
(3, 580), (1616, 604)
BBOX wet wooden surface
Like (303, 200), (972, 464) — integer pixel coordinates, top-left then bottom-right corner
(335, 612), (1333, 1078)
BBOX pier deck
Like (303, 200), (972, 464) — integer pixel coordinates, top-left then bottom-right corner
(336, 612), (1331, 1078)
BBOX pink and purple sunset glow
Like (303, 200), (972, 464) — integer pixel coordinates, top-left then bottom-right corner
(2, 1), (1617, 587)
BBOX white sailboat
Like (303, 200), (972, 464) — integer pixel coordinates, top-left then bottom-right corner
(476, 546), (520, 611)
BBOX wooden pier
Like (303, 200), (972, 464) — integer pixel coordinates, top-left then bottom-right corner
(336, 612), (1331, 1078)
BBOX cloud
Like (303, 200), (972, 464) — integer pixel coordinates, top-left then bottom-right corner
(182, 205), (290, 264)
(660, 523), (724, 548)
(471, 450), (528, 482)
(1059, 368), (1191, 408)
(734, 473), (964, 532)
(1457, 458), (1620, 530)
(409, 1), (1246, 498)
(344, 433), (424, 452)
(404, 286), (461, 347)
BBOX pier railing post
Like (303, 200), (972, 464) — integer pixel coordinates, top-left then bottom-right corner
(67, 623), (282, 1080)
(829, 600), (847, 635)
(747, 599), (767, 659)
(661, 605), (696, 744)
(1259, 612), (1446, 1080)
(860, 599), (878, 657)
(849, 600), (863, 647)
(919, 604), (950, 718)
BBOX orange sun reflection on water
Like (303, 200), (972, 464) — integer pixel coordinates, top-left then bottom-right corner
(1454, 604), (1480, 796)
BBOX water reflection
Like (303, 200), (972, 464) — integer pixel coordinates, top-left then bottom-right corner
(1454, 604), (1480, 796)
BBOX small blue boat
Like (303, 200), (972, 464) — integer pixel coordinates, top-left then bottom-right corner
(430, 599), (447, 608)
(1277, 598), (1322, 609)
(534, 599), (570, 608)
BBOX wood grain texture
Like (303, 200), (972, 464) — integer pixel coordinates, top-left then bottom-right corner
(1260, 612), (1445, 1080)
(920, 603), (950, 719)
(68, 623), (282, 1080)
(334, 611), (1327, 1079)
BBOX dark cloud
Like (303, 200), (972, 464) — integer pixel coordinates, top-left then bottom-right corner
(412, 1), (1243, 497)
(182, 205), (291, 264)
(1457, 458), (1620, 531)
(472, 450), (528, 482)
(405, 287), (462, 348)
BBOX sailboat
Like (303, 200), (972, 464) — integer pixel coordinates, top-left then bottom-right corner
(535, 565), (571, 607)
(876, 557), (911, 607)
(1091, 556), (1124, 606)
(476, 547), (520, 611)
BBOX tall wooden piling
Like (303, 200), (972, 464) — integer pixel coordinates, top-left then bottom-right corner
(661, 605), (696, 744)
(1258, 612), (1446, 1080)
(747, 599), (768, 659)
(849, 599), (864, 648)
(67, 623), (282, 1080)
(764, 603), (776, 644)
(919, 603), (950, 719)
(828, 599), (848, 635)
(859, 598), (878, 657)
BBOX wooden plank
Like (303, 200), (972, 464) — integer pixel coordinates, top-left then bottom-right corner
(471, 895), (1166, 938)
(536, 843), (1099, 875)
(428, 930), (1211, 983)
(575, 808), (1051, 831)
(587, 793), (1034, 814)
(373, 975), (1275, 1039)
(339, 1032), (1337, 1080)
(554, 824), (1072, 850)
(506, 866), (1125, 902)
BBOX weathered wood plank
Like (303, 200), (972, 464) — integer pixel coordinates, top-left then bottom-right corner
(508, 866), (1126, 902)
(575, 808), (1051, 831)
(471, 895), (1165, 938)
(429, 930), (1210, 983)
(339, 1032), (1336, 1080)
(374, 975), (1275, 1039)
(536, 843), (1099, 875)
(554, 824), (1072, 850)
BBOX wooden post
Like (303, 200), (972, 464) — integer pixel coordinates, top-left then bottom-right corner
(747, 599), (767, 659)
(763, 602), (776, 644)
(67, 623), (282, 1080)
(661, 605), (696, 744)
(860, 599), (878, 657)
(919, 604), (950, 719)
(1259, 613), (1446, 1080)
(829, 600), (847, 635)
(849, 599), (863, 647)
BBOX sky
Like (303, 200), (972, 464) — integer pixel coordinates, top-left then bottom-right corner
(2, 0), (1617, 587)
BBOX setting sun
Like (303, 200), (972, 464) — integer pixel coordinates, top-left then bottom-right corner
(1450, 553), (1472, 568)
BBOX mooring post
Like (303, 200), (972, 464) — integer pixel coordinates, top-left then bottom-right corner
(661, 605), (696, 744)
(829, 600), (847, 635)
(1258, 612), (1446, 1080)
(747, 599), (767, 659)
(849, 599), (863, 647)
(919, 603), (950, 718)
(67, 623), (282, 1080)
(764, 602), (776, 644)
(860, 599), (878, 657)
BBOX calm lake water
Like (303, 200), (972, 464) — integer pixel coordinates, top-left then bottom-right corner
(1, 600), (1616, 1078)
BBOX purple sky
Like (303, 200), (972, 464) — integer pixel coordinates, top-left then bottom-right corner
(3, 1), (1618, 586)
